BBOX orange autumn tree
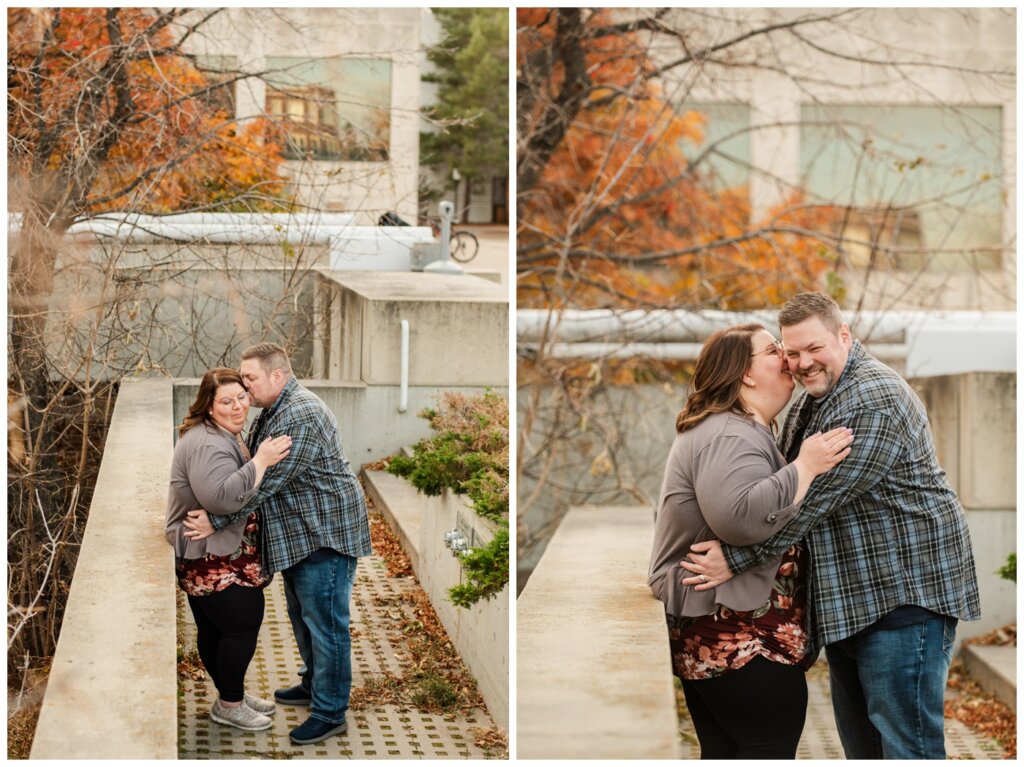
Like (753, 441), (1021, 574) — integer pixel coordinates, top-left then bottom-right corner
(8, 7), (293, 404)
(8, 7), (289, 216)
(517, 8), (837, 312)
(7, 8), (293, 675)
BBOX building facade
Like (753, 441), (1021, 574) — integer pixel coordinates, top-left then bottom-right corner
(656, 7), (1015, 311)
(185, 8), (423, 224)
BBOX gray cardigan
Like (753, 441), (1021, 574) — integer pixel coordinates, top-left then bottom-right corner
(165, 421), (259, 559)
(648, 411), (801, 616)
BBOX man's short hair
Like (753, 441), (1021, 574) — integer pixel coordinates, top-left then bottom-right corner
(779, 292), (844, 335)
(241, 342), (293, 376)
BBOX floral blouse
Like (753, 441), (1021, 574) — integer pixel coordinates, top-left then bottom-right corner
(175, 512), (270, 596)
(667, 544), (813, 680)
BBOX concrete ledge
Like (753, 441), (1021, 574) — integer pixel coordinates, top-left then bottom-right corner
(362, 468), (422, 574)
(31, 380), (178, 759)
(961, 644), (1016, 712)
(517, 505), (679, 759)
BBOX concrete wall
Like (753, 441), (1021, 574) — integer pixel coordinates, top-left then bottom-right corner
(45, 237), (326, 380)
(911, 372), (1017, 638)
(30, 380), (177, 759)
(173, 381), (508, 465)
(314, 270), (508, 386)
(517, 505), (679, 759)
(43, 232), (508, 384)
(416, 490), (509, 730)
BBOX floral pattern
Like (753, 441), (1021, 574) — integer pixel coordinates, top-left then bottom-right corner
(175, 513), (270, 596)
(667, 544), (813, 679)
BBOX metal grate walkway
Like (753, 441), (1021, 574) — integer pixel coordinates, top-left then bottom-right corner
(177, 550), (498, 759)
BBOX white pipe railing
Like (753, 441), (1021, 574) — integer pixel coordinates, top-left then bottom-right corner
(517, 308), (1016, 376)
(399, 319), (410, 413)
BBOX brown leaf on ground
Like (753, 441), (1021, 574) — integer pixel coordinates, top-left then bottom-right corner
(353, 489), (489, 721)
(471, 726), (508, 758)
(945, 659), (1016, 759)
(7, 699), (42, 759)
(349, 672), (406, 709)
(964, 622), (1016, 647)
(368, 512), (413, 577)
(362, 457), (392, 472)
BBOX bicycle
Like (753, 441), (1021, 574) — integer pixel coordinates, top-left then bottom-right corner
(426, 217), (479, 263)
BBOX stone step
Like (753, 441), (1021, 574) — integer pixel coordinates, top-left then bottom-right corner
(960, 643), (1016, 712)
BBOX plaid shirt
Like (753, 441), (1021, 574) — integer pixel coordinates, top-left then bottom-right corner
(721, 340), (980, 654)
(211, 378), (372, 573)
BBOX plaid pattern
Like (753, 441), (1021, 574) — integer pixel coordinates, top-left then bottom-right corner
(722, 341), (980, 654)
(211, 378), (372, 573)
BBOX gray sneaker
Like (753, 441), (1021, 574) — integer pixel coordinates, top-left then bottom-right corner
(210, 700), (273, 732)
(244, 693), (276, 715)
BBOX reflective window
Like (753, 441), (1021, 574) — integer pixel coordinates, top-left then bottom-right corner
(265, 57), (392, 162)
(800, 104), (1003, 271)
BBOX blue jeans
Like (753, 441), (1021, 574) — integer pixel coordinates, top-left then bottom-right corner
(825, 614), (957, 759)
(282, 551), (358, 725)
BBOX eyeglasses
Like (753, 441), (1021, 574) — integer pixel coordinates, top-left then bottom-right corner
(751, 341), (785, 360)
(215, 392), (250, 407)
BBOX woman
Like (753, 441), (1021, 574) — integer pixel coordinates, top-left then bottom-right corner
(165, 368), (292, 732)
(647, 324), (853, 759)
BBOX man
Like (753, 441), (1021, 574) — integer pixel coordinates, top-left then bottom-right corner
(186, 342), (372, 746)
(681, 292), (980, 759)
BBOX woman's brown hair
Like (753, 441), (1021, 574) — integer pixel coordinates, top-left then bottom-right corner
(675, 323), (764, 433)
(178, 367), (246, 437)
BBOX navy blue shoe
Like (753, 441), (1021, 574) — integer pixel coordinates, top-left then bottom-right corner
(289, 715), (348, 745)
(274, 684), (312, 706)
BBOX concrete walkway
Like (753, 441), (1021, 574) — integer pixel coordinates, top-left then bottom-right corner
(677, 659), (1005, 759)
(176, 538), (499, 759)
(459, 225), (508, 294)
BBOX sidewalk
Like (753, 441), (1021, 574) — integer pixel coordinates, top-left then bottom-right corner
(676, 659), (1005, 759)
(459, 224), (509, 293)
(176, 532), (501, 759)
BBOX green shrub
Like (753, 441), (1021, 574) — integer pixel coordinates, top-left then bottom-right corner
(388, 391), (509, 606)
(997, 552), (1016, 583)
(448, 526), (510, 608)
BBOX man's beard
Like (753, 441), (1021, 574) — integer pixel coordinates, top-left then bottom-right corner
(796, 367), (834, 397)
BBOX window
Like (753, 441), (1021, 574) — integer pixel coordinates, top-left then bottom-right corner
(264, 57), (392, 162)
(681, 102), (751, 192)
(800, 104), (1003, 271)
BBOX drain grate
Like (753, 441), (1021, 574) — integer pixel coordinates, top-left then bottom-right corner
(178, 553), (496, 759)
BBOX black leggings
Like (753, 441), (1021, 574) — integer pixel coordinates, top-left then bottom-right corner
(187, 585), (265, 703)
(681, 655), (807, 759)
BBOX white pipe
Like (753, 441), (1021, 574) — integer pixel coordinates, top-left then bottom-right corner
(520, 341), (908, 362)
(399, 319), (410, 414)
(516, 308), (1015, 376)
(9, 211), (433, 246)
(517, 308), (1016, 344)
